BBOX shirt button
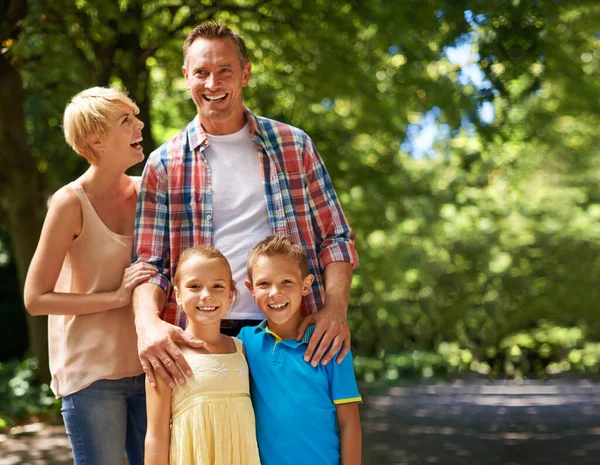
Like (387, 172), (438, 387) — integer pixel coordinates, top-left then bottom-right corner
(207, 215), (212, 220)
(208, 186), (212, 191)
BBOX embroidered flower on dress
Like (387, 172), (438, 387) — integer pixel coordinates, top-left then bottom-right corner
(235, 361), (248, 377)
(212, 361), (229, 379)
(190, 362), (207, 379)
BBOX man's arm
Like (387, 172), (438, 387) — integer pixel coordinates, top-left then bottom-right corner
(133, 283), (201, 389)
(133, 150), (202, 388)
(298, 262), (353, 366)
(296, 134), (358, 365)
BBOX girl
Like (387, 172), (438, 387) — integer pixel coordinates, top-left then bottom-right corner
(145, 245), (261, 465)
(24, 87), (157, 465)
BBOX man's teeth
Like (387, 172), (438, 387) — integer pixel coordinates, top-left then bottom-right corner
(130, 137), (143, 146)
(270, 303), (287, 309)
(205, 94), (226, 101)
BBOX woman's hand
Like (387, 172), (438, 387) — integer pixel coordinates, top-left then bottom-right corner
(115, 261), (158, 306)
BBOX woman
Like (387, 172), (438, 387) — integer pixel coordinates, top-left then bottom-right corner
(24, 87), (156, 465)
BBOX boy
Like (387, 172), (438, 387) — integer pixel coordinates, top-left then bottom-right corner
(238, 235), (362, 465)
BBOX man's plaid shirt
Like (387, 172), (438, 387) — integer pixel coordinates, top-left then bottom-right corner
(133, 109), (358, 328)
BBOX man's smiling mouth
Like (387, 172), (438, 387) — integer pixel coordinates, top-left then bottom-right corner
(204, 94), (227, 102)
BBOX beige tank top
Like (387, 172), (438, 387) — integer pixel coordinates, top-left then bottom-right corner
(48, 181), (143, 398)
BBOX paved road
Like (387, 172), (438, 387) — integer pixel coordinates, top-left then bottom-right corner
(2, 380), (600, 464)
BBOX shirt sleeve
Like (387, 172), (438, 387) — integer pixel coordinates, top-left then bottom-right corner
(326, 350), (362, 405)
(302, 134), (359, 270)
(133, 149), (171, 297)
(237, 327), (248, 345)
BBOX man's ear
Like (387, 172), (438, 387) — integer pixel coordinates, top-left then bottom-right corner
(182, 64), (189, 83)
(241, 61), (251, 87)
(302, 274), (314, 296)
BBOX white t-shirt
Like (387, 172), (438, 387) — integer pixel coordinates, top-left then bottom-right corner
(204, 123), (272, 320)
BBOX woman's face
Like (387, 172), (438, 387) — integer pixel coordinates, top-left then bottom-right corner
(92, 103), (145, 169)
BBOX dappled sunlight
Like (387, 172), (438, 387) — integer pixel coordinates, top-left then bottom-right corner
(362, 380), (600, 464)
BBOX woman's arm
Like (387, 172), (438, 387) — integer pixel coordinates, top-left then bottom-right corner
(336, 403), (362, 465)
(23, 186), (156, 316)
(145, 375), (173, 465)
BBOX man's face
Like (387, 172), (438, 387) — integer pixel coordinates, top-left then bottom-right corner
(182, 37), (251, 135)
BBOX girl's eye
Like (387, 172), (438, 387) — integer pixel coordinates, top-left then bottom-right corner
(214, 284), (224, 289)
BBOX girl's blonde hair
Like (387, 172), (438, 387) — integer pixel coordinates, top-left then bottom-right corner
(63, 86), (139, 163)
(174, 245), (239, 304)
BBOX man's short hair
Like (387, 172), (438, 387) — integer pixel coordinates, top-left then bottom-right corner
(183, 21), (249, 66)
(247, 235), (310, 282)
(63, 87), (138, 163)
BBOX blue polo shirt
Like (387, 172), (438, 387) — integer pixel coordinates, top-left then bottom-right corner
(238, 321), (362, 465)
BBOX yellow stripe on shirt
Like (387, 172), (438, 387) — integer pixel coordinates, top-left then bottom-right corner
(333, 396), (363, 405)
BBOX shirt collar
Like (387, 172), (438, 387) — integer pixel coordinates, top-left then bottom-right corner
(254, 319), (315, 345)
(187, 107), (265, 152)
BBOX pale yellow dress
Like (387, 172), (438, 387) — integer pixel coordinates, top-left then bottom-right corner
(170, 337), (261, 465)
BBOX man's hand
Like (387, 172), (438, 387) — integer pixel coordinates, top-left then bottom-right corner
(137, 317), (204, 389)
(297, 305), (350, 367)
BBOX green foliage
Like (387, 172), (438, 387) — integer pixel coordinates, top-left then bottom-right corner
(3, 0), (600, 384)
(0, 358), (59, 430)
(355, 322), (600, 383)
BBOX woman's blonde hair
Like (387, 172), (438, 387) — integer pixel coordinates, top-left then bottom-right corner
(63, 87), (139, 163)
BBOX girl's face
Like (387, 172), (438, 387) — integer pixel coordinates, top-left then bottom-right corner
(175, 256), (234, 327)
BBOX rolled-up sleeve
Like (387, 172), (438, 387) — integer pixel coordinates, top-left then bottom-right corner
(133, 151), (171, 297)
(302, 135), (359, 271)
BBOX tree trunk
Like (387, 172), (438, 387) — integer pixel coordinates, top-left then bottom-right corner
(0, 51), (50, 383)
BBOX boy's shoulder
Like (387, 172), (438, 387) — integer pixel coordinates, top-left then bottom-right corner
(237, 323), (263, 343)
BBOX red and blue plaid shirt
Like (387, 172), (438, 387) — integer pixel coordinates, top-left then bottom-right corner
(134, 109), (358, 328)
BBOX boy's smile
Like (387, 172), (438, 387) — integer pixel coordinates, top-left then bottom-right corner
(246, 255), (314, 339)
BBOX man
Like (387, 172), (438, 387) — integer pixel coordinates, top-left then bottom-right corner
(133, 22), (358, 389)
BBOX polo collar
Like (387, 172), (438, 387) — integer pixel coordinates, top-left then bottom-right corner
(187, 107), (265, 152)
(255, 319), (315, 346)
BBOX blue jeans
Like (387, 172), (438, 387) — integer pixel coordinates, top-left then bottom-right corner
(61, 375), (147, 465)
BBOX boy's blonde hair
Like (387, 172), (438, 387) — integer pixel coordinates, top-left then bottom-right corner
(63, 86), (139, 163)
(174, 244), (239, 303)
(247, 235), (310, 282)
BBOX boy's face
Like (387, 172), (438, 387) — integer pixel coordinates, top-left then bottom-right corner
(246, 255), (314, 327)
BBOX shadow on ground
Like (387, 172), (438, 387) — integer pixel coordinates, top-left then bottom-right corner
(2, 380), (600, 464)
(361, 379), (600, 465)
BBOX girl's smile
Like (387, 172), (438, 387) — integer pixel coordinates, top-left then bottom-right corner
(175, 256), (234, 328)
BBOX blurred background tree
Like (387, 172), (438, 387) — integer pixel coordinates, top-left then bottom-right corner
(1, 0), (599, 396)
